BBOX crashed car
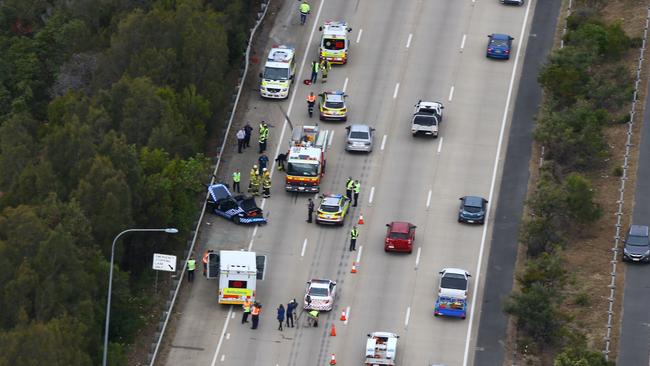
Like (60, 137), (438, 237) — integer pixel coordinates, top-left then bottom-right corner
(316, 194), (351, 225)
(319, 91), (348, 121)
(303, 279), (337, 311)
(206, 184), (267, 225)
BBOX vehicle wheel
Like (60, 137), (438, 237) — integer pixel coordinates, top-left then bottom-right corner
(233, 216), (241, 225)
(457, 217), (462, 223)
(408, 249), (413, 254)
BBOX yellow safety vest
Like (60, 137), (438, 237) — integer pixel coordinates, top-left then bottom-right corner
(233, 171), (241, 182)
(351, 229), (359, 239)
(300, 3), (310, 14)
(187, 259), (196, 271)
(353, 182), (360, 194)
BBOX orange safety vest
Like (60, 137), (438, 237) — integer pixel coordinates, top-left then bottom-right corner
(307, 94), (316, 103)
(251, 306), (260, 316)
(203, 251), (209, 264)
(243, 300), (252, 312)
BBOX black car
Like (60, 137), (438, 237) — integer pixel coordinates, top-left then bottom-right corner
(623, 225), (650, 263)
(207, 184), (267, 225)
(501, 0), (524, 5)
(458, 196), (488, 225)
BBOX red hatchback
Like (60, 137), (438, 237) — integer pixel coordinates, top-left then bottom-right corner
(385, 221), (416, 253)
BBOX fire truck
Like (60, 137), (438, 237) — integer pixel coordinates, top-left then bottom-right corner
(285, 125), (329, 193)
(318, 21), (352, 64)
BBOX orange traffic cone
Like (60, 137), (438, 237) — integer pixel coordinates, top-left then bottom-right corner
(340, 310), (347, 321)
(330, 354), (337, 365)
(330, 324), (336, 336)
(351, 262), (358, 273)
(358, 214), (364, 225)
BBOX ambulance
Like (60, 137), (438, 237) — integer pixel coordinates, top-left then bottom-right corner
(318, 21), (352, 64)
(259, 45), (296, 99)
(206, 250), (267, 305)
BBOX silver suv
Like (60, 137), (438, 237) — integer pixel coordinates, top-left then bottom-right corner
(345, 124), (374, 152)
(623, 225), (650, 263)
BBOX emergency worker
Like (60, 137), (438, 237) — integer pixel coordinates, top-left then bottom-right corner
(202, 249), (213, 276)
(307, 92), (316, 117)
(353, 180), (361, 207)
(346, 177), (355, 199)
(262, 171), (272, 198)
(319, 59), (332, 83)
(349, 226), (359, 251)
(249, 165), (259, 192)
(258, 154), (269, 175)
(308, 309), (319, 327)
(232, 169), (241, 193)
(306, 198), (315, 223)
(187, 257), (196, 283)
(242, 299), (252, 323)
(275, 152), (287, 171)
(251, 303), (262, 329)
(310, 60), (319, 83)
(299, 1), (310, 25)
(259, 122), (269, 153)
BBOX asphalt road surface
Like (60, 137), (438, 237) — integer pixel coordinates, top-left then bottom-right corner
(161, 0), (536, 365)
(618, 69), (650, 365)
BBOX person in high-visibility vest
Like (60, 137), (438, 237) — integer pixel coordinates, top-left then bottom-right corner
(299, 1), (310, 25)
(202, 250), (213, 276)
(232, 169), (241, 193)
(310, 60), (319, 83)
(353, 180), (361, 207)
(259, 122), (269, 153)
(249, 165), (259, 194)
(242, 299), (252, 324)
(319, 59), (331, 83)
(307, 92), (316, 118)
(308, 309), (319, 327)
(350, 226), (359, 251)
(187, 257), (196, 283)
(251, 303), (262, 329)
(262, 170), (272, 198)
(346, 178), (355, 199)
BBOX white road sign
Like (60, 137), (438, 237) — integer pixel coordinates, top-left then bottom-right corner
(152, 253), (177, 272)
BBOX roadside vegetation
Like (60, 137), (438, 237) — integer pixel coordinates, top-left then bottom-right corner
(505, 0), (647, 364)
(0, 0), (256, 364)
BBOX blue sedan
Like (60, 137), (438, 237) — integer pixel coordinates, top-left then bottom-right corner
(486, 33), (514, 59)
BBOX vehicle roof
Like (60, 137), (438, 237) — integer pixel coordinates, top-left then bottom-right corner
(220, 250), (257, 270)
(310, 279), (332, 288)
(325, 92), (345, 103)
(490, 33), (511, 40)
(369, 331), (398, 339)
(629, 225), (649, 236)
(288, 146), (321, 160)
(389, 221), (413, 233)
(322, 21), (349, 37)
(265, 62), (291, 69)
(417, 101), (442, 109)
(441, 268), (469, 277)
(349, 124), (371, 133)
(463, 196), (484, 207)
(321, 194), (344, 206)
(267, 46), (295, 62)
(208, 184), (231, 201)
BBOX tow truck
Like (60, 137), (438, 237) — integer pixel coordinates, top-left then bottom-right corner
(285, 125), (329, 193)
(365, 332), (398, 365)
(318, 21), (352, 64)
(434, 296), (467, 319)
(259, 45), (296, 99)
(206, 250), (267, 305)
(411, 100), (444, 138)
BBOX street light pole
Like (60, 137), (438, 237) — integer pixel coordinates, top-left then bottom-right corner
(102, 228), (178, 366)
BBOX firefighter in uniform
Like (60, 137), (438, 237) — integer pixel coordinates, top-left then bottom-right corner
(249, 165), (260, 195)
(262, 168), (272, 198)
(259, 122), (269, 153)
(319, 59), (332, 83)
(349, 226), (359, 251)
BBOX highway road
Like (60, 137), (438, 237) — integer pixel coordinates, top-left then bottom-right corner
(160, 0), (535, 365)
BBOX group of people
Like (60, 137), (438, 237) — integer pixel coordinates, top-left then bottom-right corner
(248, 163), (272, 198)
(345, 176), (361, 207)
(242, 299), (299, 331)
(309, 58), (332, 84)
(241, 300), (263, 329)
(235, 123), (254, 154)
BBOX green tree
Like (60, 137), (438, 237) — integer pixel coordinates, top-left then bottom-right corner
(554, 333), (614, 366)
(564, 173), (602, 224)
(504, 283), (564, 345)
(0, 112), (37, 190)
(518, 252), (567, 291)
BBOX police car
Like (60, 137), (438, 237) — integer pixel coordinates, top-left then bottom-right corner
(319, 91), (348, 121)
(206, 184), (267, 225)
(316, 194), (351, 225)
(319, 21), (352, 64)
(303, 279), (337, 311)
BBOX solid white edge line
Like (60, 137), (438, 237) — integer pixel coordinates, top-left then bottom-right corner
(437, 136), (444, 153)
(415, 247), (422, 268)
(448, 86), (455, 101)
(462, 0), (533, 365)
(406, 33), (413, 48)
(328, 130), (335, 148)
(460, 34), (467, 50)
(404, 306), (411, 327)
(381, 134), (387, 150)
(344, 306), (351, 325)
(210, 306), (233, 366)
(212, 1), (328, 363)
(426, 190), (432, 208)
(343, 77), (349, 92)
(356, 29), (363, 43)
(301, 238), (308, 257)
(356, 245), (363, 263)
(393, 83), (400, 99)
(369, 186), (375, 204)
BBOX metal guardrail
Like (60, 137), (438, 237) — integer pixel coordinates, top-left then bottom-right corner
(602, 6), (650, 361)
(146, 1), (272, 364)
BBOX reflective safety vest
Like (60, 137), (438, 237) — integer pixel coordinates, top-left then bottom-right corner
(300, 3), (310, 14)
(307, 94), (316, 103)
(251, 306), (261, 316)
(187, 259), (196, 271)
(346, 180), (355, 190)
(309, 310), (319, 318)
(351, 229), (359, 239)
(203, 251), (210, 264)
(233, 171), (241, 183)
(262, 177), (272, 189)
(259, 128), (269, 142)
(353, 182), (360, 194)
(311, 61), (319, 73)
(243, 300), (252, 312)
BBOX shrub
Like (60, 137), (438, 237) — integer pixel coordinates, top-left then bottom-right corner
(564, 173), (603, 224)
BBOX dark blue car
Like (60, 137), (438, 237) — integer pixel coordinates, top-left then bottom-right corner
(207, 184), (267, 225)
(458, 196), (488, 225)
(486, 33), (514, 59)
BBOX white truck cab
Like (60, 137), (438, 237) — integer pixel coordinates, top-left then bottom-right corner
(411, 100), (444, 138)
(260, 46), (296, 99)
(365, 331), (398, 365)
(319, 21), (352, 64)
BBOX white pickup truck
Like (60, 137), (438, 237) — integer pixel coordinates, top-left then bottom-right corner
(365, 331), (398, 365)
(411, 100), (444, 138)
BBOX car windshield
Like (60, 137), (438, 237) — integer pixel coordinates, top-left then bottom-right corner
(309, 287), (329, 297)
(390, 232), (409, 239)
(627, 235), (649, 246)
(320, 204), (340, 213)
(414, 116), (436, 126)
(464, 204), (482, 213)
(441, 274), (467, 290)
(325, 101), (345, 109)
(287, 162), (319, 176)
(323, 38), (345, 50)
(349, 131), (369, 139)
(263, 67), (289, 80)
(490, 39), (508, 47)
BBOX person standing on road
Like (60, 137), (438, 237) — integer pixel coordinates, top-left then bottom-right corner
(187, 257), (196, 283)
(262, 170), (272, 198)
(244, 122), (253, 148)
(251, 303), (262, 329)
(306, 198), (315, 223)
(319, 59), (331, 83)
(310, 60), (319, 84)
(275, 152), (287, 171)
(236, 128), (246, 153)
(299, 1), (310, 25)
(286, 299), (297, 328)
(259, 122), (269, 153)
(353, 180), (361, 207)
(258, 154), (269, 175)
(232, 169), (241, 193)
(346, 177), (355, 199)
(349, 226), (359, 251)
(249, 165), (259, 194)
(242, 299), (252, 324)
(277, 304), (285, 331)
(202, 250), (213, 277)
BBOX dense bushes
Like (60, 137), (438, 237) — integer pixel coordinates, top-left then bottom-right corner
(506, 4), (633, 363)
(0, 0), (256, 364)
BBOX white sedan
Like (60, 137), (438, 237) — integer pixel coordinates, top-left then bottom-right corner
(303, 279), (337, 311)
